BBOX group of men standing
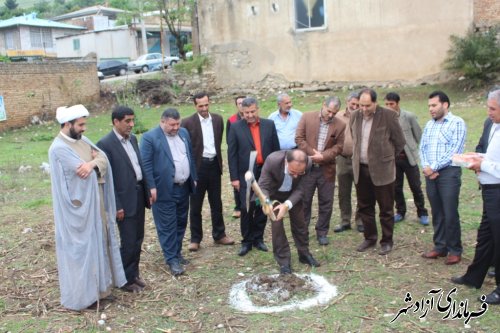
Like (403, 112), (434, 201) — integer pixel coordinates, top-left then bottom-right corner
(49, 86), (500, 310)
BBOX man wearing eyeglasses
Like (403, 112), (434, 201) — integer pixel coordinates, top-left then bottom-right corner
(295, 96), (346, 246)
(258, 149), (319, 274)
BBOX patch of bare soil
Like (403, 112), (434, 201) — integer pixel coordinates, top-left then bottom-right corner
(245, 273), (316, 306)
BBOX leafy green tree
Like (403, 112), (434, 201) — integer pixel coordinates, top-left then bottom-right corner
(34, 0), (51, 15)
(445, 26), (500, 88)
(4, 0), (18, 10)
(156, 0), (193, 60)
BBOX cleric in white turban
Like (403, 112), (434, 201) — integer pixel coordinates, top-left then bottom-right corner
(48, 104), (126, 310)
(55, 104), (89, 124)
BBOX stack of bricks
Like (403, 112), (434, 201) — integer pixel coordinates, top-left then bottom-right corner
(0, 61), (100, 132)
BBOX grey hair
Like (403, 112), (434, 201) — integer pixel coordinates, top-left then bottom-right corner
(346, 91), (359, 102)
(277, 93), (290, 104)
(488, 89), (500, 106)
(242, 97), (258, 108)
(324, 96), (341, 110)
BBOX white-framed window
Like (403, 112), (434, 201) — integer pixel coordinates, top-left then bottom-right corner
(5, 31), (15, 49)
(73, 39), (80, 50)
(295, 0), (326, 31)
(29, 27), (53, 48)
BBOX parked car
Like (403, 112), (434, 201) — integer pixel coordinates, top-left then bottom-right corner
(97, 60), (128, 77)
(127, 53), (180, 73)
(98, 71), (104, 80)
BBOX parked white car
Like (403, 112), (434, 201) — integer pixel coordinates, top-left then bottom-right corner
(127, 53), (180, 73)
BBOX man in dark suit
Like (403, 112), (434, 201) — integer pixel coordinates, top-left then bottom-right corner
(226, 96), (246, 219)
(97, 106), (150, 292)
(259, 149), (319, 274)
(141, 108), (197, 276)
(181, 92), (234, 252)
(351, 88), (406, 255)
(227, 97), (280, 256)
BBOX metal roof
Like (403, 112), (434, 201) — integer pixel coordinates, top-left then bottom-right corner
(51, 6), (126, 21)
(0, 13), (86, 30)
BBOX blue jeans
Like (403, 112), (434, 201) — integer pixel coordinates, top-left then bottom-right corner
(425, 166), (462, 256)
(152, 183), (189, 264)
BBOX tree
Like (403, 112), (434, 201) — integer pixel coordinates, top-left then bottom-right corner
(156, 0), (193, 60)
(445, 25), (500, 88)
(4, 0), (18, 10)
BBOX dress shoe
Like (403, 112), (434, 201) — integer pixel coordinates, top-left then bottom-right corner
(232, 210), (241, 218)
(480, 291), (500, 305)
(317, 236), (329, 246)
(394, 213), (404, 223)
(419, 215), (429, 226)
(168, 261), (185, 276)
(188, 242), (200, 252)
(121, 282), (143, 293)
(214, 236), (235, 245)
(445, 255), (461, 265)
(280, 265), (292, 275)
(299, 254), (321, 267)
(422, 250), (447, 259)
(238, 244), (252, 256)
(179, 255), (190, 265)
(254, 241), (268, 252)
(135, 276), (146, 288)
(487, 269), (495, 278)
(334, 225), (351, 233)
(378, 244), (393, 255)
(357, 240), (376, 252)
(450, 275), (476, 288)
(357, 225), (365, 233)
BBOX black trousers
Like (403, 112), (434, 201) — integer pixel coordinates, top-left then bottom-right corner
(238, 165), (267, 245)
(355, 164), (395, 246)
(395, 156), (428, 217)
(118, 182), (146, 284)
(189, 158), (226, 243)
(462, 185), (500, 292)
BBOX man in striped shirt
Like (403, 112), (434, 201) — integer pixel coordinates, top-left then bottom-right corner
(420, 91), (466, 265)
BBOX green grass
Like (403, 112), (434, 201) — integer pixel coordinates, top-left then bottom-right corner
(0, 83), (499, 332)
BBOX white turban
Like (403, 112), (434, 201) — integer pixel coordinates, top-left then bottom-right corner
(56, 104), (89, 124)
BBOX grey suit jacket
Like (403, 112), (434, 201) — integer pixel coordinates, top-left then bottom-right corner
(350, 106), (406, 186)
(399, 109), (422, 166)
(97, 131), (150, 216)
(258, 150), (310, 205)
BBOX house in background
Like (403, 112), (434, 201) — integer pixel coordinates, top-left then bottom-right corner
(53, 6), (191, 62)
(196, 0), (498, 87)
(0, 13), (85, 58)
(51, 5), (126, 31)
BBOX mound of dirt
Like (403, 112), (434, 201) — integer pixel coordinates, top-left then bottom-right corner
(245, 273), (316, 306)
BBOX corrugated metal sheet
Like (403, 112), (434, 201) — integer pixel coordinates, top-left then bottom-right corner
(0, 13), (85, 30)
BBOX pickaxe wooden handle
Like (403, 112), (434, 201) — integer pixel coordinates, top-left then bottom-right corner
(245, 171), (279, 221)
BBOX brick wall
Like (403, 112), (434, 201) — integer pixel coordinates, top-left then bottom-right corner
(474, 0), (500, 29)
(0, 62), (100, 132)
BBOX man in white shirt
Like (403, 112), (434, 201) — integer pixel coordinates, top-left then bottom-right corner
(451, 89), (500, 305)
(182, 92), (234, 252)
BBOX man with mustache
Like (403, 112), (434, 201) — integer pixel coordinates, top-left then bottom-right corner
(97, 106), (150, 293)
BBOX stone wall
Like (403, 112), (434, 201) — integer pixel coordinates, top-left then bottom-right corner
(474, 0), (500, 29)
(197, 0), (474, 88)
(0, 62), (100, 132)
